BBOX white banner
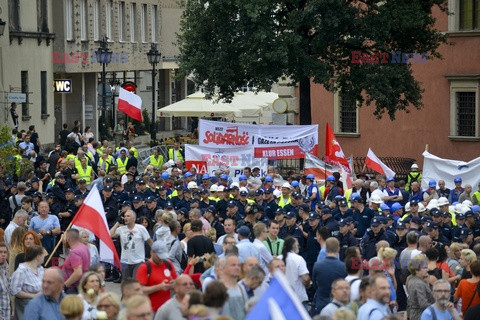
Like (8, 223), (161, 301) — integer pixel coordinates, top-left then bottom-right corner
(199, 119), (319, 159)
(422, 151), (480, 190)
(185, 144), (269, 181)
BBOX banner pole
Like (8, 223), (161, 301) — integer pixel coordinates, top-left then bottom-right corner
(44, 221), (74, 267)
(425, 144), (429, 152)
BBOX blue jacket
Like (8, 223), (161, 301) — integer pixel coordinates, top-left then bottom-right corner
(312, 257), (347, 315)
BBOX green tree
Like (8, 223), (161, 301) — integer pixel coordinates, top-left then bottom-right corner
(0, 125), (33, 178)
(178, 0), (448, 122)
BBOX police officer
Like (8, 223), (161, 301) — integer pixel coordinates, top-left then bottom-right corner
(333, 198), (353, 221)
(319, 206), (339, 236)
(305, 174), (320, 209)
(337, 218), (358, 261)
(58, 188), (76, 231)
(361, 217), (389, 260)
(305, 212), (322, 272)
(263, 188), (278, 221)
(113, 181), (129, 204)
(351, 194), (375, 238)
(285, 211), (304, 253)
(101, 185), (119, 228)
(425, 221), (450, 246)
(171, 185), (188, 210)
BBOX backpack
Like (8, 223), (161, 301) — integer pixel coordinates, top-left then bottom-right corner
(141, 259), (172, 280)
(168, 239), (188, 270)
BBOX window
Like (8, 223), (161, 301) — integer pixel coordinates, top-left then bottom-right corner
(130, 3), (136, 42)
(21, 71), (29, 119)
(80, 0), (87, 40)
(460, 0), (480, 30)
(334, 90), (359, 134)
(141, 4), (147, 42)
(8, 0), (20, 31)
(37, 0), (48, 32)
(152, 5), (158, 42)
(449, 0), (480, 31)
(449, 79), (479, 138)
(119, 2), (125, 41)
(106, 0), (112, 39)
(41, 71), (47, 116)
(65, 0), (73, 40)
(93, 0), (100, 40)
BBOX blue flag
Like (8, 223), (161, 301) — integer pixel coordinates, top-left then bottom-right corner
(245, 271), (311, 320)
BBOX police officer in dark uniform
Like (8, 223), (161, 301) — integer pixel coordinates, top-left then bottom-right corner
(236, 188), (250, 216)
(51, 174), (69, 205)
(204, 205), (225, 239)
(393, 221), (408, 254)
(58, 188), (76, 231)
(451, 213), (466, 243)
(46, 193), (64, 217)
(216, 187), (231, 221)
(264, 188), (278, 221)
(305, 212), (322, 273)
(113, 181), (129, 204)
(361, 217), (389, 260)
(199, 189), (215, 210)
(333, 198), (353, 221)
(441, 211), (454, 240)
(102, 185), (119, 229)
(171, 185), (188, 209)
(351, 194), (375, 238)
(337, 218), (358, 261)
(254, 189), (266, 209)
(320, 206), (339, 236)
(425, 221), (450, 246)
(145, 196), (159, 222)
(465, 211), (480, 239)
(285, 211), (304, 253)
(130, 179), (153, 200)
(156, 185), (169, 209)
(225, 200), (244, 223)
(274, 208), (288, 239)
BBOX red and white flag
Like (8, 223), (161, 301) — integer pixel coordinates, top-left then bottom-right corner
(365, 148), (395, 178)
(325, 123), (351, 173)
(71, 185), (121, 269)
(305, 153), (353, 189)
(118, 87), (143, 122)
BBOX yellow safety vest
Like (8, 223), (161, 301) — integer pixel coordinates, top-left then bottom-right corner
(473, 191), (480, 204)
(319, 185), (326, 200)
(345, 188), (352, 208)
(130, 147), (139, 158)
(66, 154), (76, 163)
(117, 157), (128, 174)
(98, 158), (111, 172)
(278, 196), (291, 208)
(75, 165), (92, 185)
(168, 190), (178, 199)
(168, 148), (184, 162)
(14, 154), (22, 176)
(149, 155), (164, 168)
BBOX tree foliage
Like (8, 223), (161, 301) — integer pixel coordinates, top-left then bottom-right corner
(0, 125), (33, 179)
(178, 0), (448, 120)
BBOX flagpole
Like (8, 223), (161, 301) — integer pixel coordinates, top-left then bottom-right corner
(44, 221), (74, 267)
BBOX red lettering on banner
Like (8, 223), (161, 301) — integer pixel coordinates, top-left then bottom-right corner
(230, 156), (239, 166)
(186, 161), (208, 174)
(210, 155), (220, 167)
(219, 155), (230, 167)
(203, 126), (250, 145)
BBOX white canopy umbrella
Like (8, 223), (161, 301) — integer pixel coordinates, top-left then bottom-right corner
(157, 92), (243, 118)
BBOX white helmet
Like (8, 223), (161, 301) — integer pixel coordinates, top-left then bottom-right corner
(454, 203), (464, 214)
(209, 185), (218, 192)
(418, 203), (426, 213)
(230, 182), (240, 189)
(404, 202), (411, 212)
(437, 197), (449, 206)
(282, 182), (292, 190)
(426, 199), (438, 211)
(462, 200), (473, 208)
(217, 185), (225, 192)
(273, 189), (282, 198)
(411, 164), (419, 169)
(187, 181), (198, 189)
(167, 160), (175, 167)
(239, 187), (249, 194)
(370, 194), (383, 204)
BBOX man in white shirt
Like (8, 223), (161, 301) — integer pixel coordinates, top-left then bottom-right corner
(4, 210), (28, 246)
(110, 209), (153, 278)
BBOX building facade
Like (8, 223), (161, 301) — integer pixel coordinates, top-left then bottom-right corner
(310, 3), (480, 165)
(0, 0), (56, 145)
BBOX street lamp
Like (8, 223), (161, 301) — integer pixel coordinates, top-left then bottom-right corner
(96, 36), (112, 139)
(146, 43), (161, 143)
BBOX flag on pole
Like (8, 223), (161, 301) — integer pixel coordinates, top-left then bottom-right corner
(118, 87), (143, 122)
(70, 185), (121, 269)
(365, 148), (396, 178)
(305, 153), (353, 189)
(325, 123), (351, 173)
(245, 271), (311, 320)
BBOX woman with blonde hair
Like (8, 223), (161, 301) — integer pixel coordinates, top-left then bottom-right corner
(181, 223), (193, 253)
(78, 271), (102, 319)
(459, 248), (477, 280)
(60, 294), (84, 320)
(447, 242), (467, 276)
(153, 210), (172, 242)
(9, 227), (26, 275)
(206, 227), (222, 255)
(96, 292), (121, 320)
(332, 307), (357, 320)
(377, 247), (398, 290)
(407, 254), (434, 320)
(14, 230), (41, 270)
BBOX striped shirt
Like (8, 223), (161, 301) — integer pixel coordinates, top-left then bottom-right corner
(0, 263), (10, 319)
(10, 263), (44, 296)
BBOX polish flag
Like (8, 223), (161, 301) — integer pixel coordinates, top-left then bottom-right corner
(325, 123), (351, 173)
(365, 148), (396, 178)
(70, 185), (121, 269)
(118, 87), (143, 122)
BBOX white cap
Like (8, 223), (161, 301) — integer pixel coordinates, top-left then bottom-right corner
(273, 189), (282, 198)
(282, 182), (292, 190)
(239, 187), (249, 194)
(217, 185), (225, 192)
(454, 203), (464, 214)
(167, 160), (175, 167)
(370, 194), (382, 204)
(437, 197), (449, 206)
(230, 182), (240, 189)
(209, 185), (218, 192)
(411, 164), (419, 169)
(404, 202), (410, 212)
(187, 181), (198, 189)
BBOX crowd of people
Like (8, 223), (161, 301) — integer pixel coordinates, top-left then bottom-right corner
(2, 122), (480, 320)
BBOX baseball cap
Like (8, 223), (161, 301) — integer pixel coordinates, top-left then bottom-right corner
(151, 241), (169, 259)
(56, 173), (65, 179)
(411, 216), (422, 225)
(291, 181), (299, 187)
(104, 177), (113, 183)
(465, 210), (475, 218)
(200, 189), (209, 194)
(380, 203), (390, 211)
(202, 174), (210, 180)
(184, 172), (193, 178)
(265, 176), (273, 183)
(425, 221), (438, 231)
(162, 172), (171, 180)
(299, 204), (310, 212)
(386, 177), (395, 183)
(454, 177), (462, 183)
(220, 174), (229, 180)
(339, 219), (348, 227)
(276, 208), (286, 215)
(31, 177), (40, 183)
(227, 200), (237, 207)
(410, 199), (419, 206)
(74, 195), (84, 201)
(32, 191), (42, 198)
(308, 212), (320, 220)
(113, 181), (121, 187)
(145, 196), (156, 203)
(350, 194), (363, 203)
(255, 189), (264, 196)
(177, 208), (188, 215)
(205, 205), (216, 213)
(286, 211), (296, 219)
(460, 228), (473, 239)
(238, 175), (247, 181)
(396, 221), (406, 229)
(132, 195), (142, 202)
(65, 188), (75, 193)
(442, 211), (451, 218)
(122, 201), (132, 207)
(237, 226), (251, 237)
(321, 206), (331, 215)
(103, 185), (113, 192)
(430, 208), (441, 217)
(292, 192), (303, 199)
(239, 187), (248, 196)
(137, 179), (146, 185)
(428, 180), (437, 187)
(165, 201), (174, 208)
(391, 202), (403, 212)
(371, 218), (381, 227)
(339, 200), (348, 207)
(45, 193), (55, 199)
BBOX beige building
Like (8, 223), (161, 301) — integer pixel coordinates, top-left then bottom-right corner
(52, 0), (191, 142)
(0, 0), (56, 145)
